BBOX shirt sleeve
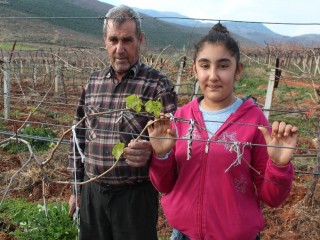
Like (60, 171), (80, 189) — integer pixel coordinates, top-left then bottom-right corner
(156, 75), (177, 114)
(251, 117), (294, 207)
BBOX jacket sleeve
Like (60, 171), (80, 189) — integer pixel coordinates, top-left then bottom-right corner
(251, 118), (294, 207)
(260, 160), (294, 207)
(149, 151), (178, 193)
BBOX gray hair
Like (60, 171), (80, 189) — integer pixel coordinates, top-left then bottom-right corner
(103, 5), (142, 37)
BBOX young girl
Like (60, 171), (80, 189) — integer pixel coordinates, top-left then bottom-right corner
(147, 23), (298, 240)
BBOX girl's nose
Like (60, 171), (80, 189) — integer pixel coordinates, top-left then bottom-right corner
(209, 67), (218, 81)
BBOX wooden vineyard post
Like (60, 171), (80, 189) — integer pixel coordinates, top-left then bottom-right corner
(313, 48), (320, 76)
(33, 63), (38, 87)
(4, 57), (10, 119)
(263, 69), (275, 120)
(20, 59), (24, 75)
(267, 47), (272, 68)
(303, 121), (320, 206)
(274, 58), (281, 88)
(54, 58), (62, 93)
(54, 58), (68, 103)
(175, 55), (186, 95)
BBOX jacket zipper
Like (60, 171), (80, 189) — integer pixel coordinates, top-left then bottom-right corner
(198, 139), (210, 239)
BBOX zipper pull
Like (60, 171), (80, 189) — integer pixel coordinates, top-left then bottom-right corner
(205, 140), (210, 153)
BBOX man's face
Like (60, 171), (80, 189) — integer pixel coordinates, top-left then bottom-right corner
(104, 19), (144, 79)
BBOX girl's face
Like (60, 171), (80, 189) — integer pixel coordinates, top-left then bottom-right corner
(193, 42), (243, 111)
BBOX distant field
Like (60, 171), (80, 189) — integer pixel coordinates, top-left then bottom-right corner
(0, 42), (39, 51)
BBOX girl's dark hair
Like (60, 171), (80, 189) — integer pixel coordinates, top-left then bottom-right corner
(193, 23), (240, 65)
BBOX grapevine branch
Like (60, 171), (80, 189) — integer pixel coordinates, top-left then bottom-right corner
(0, 94), (313, 209)
(0, 138), (35, 207)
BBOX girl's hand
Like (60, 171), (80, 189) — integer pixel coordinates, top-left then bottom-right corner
(147, 114), (176, 158)
(258, 121), (298, 166)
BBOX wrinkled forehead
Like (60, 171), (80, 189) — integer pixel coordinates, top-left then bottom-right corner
(104, 14), (130, 27)
(104, 19), (138, 36)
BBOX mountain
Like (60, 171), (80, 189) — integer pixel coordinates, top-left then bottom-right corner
(222, 22), (286, 45)
(132, 8), (213, 28)
(133, 8), (258, 46)
(134, 7), (320, 46)
(0, 0), (212, 50)
(290, 34), (320, 46)
(1, 0), (319, 50)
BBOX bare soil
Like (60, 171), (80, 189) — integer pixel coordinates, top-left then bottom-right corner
(1, 156), (319, 239)
(0, 75), (319, 239)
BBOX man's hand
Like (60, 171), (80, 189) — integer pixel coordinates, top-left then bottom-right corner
(68, 194), (80, 217)
(124, 140), (152, 167)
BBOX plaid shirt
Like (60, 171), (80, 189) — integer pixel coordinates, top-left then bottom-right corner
(68, 61), (177, 186)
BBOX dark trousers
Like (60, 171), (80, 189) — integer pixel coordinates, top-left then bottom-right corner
(79, 180), (158, 240)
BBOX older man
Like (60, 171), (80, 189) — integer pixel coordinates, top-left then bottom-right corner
(68, 5), (177, 240)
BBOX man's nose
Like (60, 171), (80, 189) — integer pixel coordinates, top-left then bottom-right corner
(116, 42), (125, 53)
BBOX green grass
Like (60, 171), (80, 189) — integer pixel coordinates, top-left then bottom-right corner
(234, 66), (319, 137)
(0, 199), (78, 239)
(0, 118), (6, 130)
(1, 125), (56, 153)
(235, 66), (269, 98)
(292, 157), (316, 170)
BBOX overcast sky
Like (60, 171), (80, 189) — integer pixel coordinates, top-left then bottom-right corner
(98, 0), (320, 37)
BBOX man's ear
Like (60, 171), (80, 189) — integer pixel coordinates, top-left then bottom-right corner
(235, 63), (244, 81)
(139, 31), (145, 44)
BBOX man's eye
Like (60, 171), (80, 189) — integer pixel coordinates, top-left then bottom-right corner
(123, 39), (131, 43)
(122, 37), (134, 44)
(109, 38), (118, 43)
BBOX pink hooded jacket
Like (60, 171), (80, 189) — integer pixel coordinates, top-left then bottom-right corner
(150, 98), (294, 240)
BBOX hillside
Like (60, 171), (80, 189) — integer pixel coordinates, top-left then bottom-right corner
(3, 0), (316, 50)
(0, 0), (204, 50)
(0, 0), (107, 49)
(0, 0), (259, 50)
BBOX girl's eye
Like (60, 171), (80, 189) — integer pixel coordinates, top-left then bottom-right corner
(200, 64), (209, 69)
(219, 64), (229, 69)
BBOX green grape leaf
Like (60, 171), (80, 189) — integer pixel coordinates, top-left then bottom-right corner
(126, 95), (143, 113)
(112, 142), (125, 160)
(145, 99), (163, 118)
